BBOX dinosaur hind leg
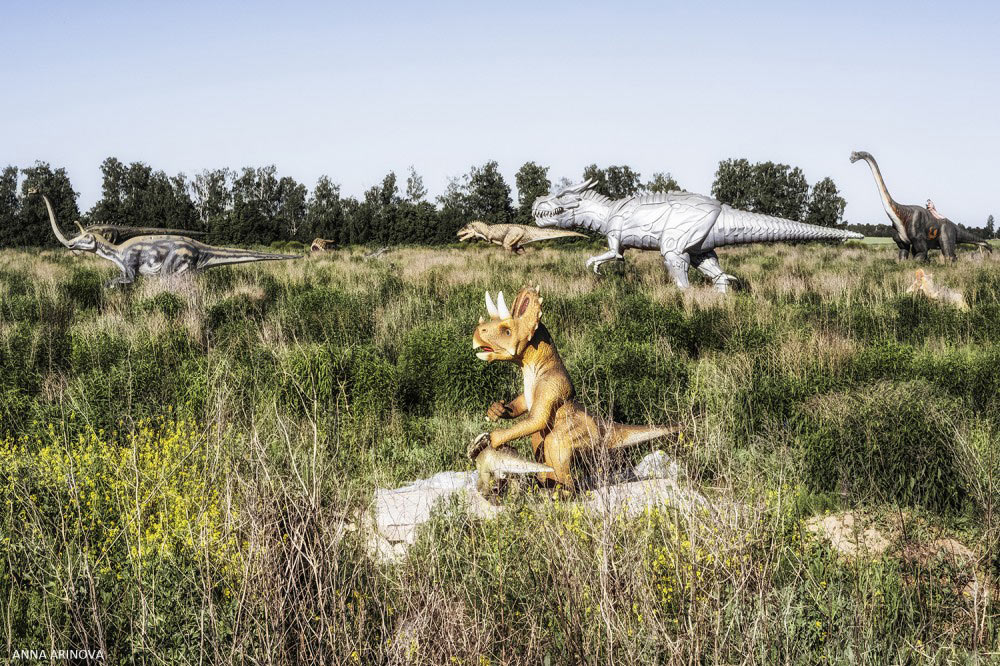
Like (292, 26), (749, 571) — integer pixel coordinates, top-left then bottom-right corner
(691, 251), (737, 292)
(661, 250), (691, 289)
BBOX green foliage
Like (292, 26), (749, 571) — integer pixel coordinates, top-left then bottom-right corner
(797, 380), (964, 512)
(713, 158), (839, 222)
(514, 161), (551, 225)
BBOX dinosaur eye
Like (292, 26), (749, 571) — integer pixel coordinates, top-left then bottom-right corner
(504, 328), (511, 336)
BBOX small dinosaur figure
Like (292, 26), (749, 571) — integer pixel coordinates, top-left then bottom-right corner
(531, 180), (862, 291)
(468, 437), (554, 499)
(925, 200), (946, 221)
(470, 285), (679, 493)
(850, 151), (991, 261)
(457, 220), (587, 254)
(32, 190), (300, 286)
(906, 268), (968, 310)
(310, 238), (337, 252)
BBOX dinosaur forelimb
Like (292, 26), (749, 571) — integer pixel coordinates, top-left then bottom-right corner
(489, 405), (550, 449)
(487, 395), (526, 421)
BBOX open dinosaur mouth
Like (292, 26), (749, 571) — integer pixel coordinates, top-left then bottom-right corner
(478, 345), (494, 353)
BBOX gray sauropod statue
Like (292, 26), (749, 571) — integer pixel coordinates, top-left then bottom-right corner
(32, 190), (300, 286)
(531, 180), (863, 291)
(850, 151), (991, 261)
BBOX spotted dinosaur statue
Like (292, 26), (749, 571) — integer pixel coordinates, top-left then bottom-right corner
(531, 180), (863, 291)
(32, 190), (300, 286)
(469, 286), (680, 493)
(457, 220), (586, 254)
(850, 151), (991, 261)
(310, 238), (337, 252)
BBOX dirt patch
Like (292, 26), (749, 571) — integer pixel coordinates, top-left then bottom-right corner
(805, 512), (890, 557)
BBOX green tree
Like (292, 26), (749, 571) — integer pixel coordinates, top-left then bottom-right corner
(0, 166), (19, 247)
(804, 177), (847, 227)
(582, 164), (609, 197)
(605, 165), (642, 199)
(276, 176), (308, 241)
(89, 158), (198, 232)
(16, 162), (79, 248)
(751, 162), (808, 219)
(436, 175), (471, 244)
(465, 161), (513, 223)
(986, 214), (995, 239)
(192, 168), (233, 239)
(645, 172), (680, 194)
(711, 158), (754, 210)
(514, 161), (550, 225)
(405, 166), (427, 203)
(306, 176), (345, 243)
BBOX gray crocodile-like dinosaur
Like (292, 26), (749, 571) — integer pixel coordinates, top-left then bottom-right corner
(531, 180), (863, 291)
(457, 220), (587, 254)
(32, 190), (300, 286)
(850, 151), (991, 261)
(82, 224), (206, 245)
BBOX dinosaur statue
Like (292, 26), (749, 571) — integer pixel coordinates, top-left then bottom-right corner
(468, 439), (554, 500)
(310, 238), (337, 252)
(469, 285), (680, 493)
(906, 268), (968, 310)
(81, 224), (206, 245)
(531, 180), (863, 291)
(456, 220), (587, 254)
(32, 190), (300, 286)
(850, 151), (991, 261)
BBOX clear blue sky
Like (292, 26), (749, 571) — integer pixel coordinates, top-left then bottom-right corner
(2, 0), (998, 225)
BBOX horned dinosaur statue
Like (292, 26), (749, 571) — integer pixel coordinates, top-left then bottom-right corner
(469, 286), (680, 493)
(531, 180), (863, 291)
(31, 190), (300, 286)
(310, 238), (337, 252)
(457, 220), (587, 254)
(850, 151), (991, 261)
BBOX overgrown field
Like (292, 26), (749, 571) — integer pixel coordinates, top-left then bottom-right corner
(2, 241), (999, 664)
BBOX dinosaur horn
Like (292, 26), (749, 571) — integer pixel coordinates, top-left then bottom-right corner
(485, 291), (499, 319)
(496, 291), (511, 319)
(33, 191), (74, 248)
(74, 220), (86, 234)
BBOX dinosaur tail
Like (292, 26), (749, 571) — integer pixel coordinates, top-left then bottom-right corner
(196, 248), (302, 270)
(524, 229), (589, 242)
(710, 206), (864, 247)
(606, 423), (682, 450)
(956, 227), (992, 252)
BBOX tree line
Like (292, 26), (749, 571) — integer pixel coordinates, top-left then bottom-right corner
(1, 156), (993, 248)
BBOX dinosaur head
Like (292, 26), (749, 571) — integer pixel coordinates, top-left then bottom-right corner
(849, 151), (872, 164)
(531, 179), (598, 229)
(29, 190), (101, 252)
(472, 286), (544, 363)
(456, 221), (488, 242)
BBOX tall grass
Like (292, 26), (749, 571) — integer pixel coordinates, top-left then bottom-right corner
(1, 243), (998, 663)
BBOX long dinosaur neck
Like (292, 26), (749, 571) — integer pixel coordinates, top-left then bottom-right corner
(861, 155), (908, 238)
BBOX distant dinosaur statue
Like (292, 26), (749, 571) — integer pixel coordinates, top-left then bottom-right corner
(32, 190), (300, 286)
(457, 220), (587, 254)
(850, 151), (991, 261)
(310, 238), (337, 252)
(906, 269), (968, 310)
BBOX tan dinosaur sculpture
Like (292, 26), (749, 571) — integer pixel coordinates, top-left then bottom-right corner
(310, 238), (337, 252)
(906, 269), (968, 310)
(469, 285), (680, 492)
(457, 221), (586, 254)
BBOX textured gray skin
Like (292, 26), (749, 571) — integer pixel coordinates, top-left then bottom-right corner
(468, 433), (554, 498)
(531, 180), (863, 292)
(32, 191), (300, 287)
(849, 151), (992, 261)
(83, 224), (206, 245)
